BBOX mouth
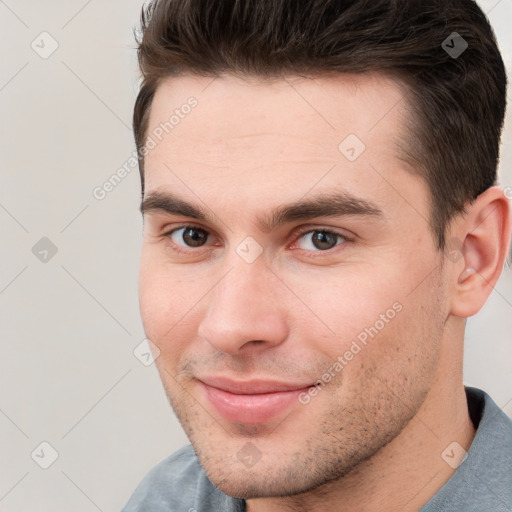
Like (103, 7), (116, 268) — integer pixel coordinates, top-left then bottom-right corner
(197, 376), (313, 425)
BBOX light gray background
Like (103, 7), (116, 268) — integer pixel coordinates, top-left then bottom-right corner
(0, 1), (511, 510)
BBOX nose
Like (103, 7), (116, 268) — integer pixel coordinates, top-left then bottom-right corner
(197, 258), (289, 356)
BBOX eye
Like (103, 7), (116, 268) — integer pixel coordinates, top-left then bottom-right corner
(296, 229), (347, 251)
(169, 226), (209, 248)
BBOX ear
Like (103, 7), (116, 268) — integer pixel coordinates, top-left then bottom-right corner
(448, 186), (511, 318)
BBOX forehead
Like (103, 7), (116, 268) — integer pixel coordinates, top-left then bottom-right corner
(143, 72), (422, 217)
(147, 71), (407, 153)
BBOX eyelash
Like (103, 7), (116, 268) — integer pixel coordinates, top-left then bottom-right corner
(161, 223), (352, 257)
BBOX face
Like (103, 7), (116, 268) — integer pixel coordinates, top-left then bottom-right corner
(138, 73), (449, 499)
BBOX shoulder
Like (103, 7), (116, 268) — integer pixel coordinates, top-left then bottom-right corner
(121, 444), (245, 512)
(121, 445), (202, 511)
(421, 387), (512, 512)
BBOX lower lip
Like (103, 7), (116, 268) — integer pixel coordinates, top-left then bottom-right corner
(200, 382), (308, 424)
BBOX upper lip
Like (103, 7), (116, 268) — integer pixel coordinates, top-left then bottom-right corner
(198, 376), (313, 394)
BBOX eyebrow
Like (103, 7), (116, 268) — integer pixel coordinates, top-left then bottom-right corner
(140, 190), (384, 231)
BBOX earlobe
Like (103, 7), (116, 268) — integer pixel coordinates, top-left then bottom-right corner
(449, 186), (511, 318)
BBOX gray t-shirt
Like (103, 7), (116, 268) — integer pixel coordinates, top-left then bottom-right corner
(122, 387), (512, 511)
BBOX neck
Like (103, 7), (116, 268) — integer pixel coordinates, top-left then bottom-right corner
(246, 325), (476, 512)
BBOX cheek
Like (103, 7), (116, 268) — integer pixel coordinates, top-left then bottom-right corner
(288, 261), (440, 389)
(138, 256), (196, 343)
(285, 265), (404, 347)
(340, 285), (443, 404)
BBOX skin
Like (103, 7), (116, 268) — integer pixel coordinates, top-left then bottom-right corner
(138, 72), (511, 512)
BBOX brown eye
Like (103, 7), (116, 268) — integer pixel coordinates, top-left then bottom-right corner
(297, 230), (345, 251)
(170, 227), (209, 247)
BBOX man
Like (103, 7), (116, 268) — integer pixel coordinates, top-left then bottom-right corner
(123, 0), (512, 510)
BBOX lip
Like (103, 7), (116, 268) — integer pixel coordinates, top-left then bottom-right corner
(198, 377), (312, 424)
(199, 376), (313, 394)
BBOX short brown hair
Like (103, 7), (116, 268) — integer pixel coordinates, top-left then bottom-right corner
(133, 0), (507, 249)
